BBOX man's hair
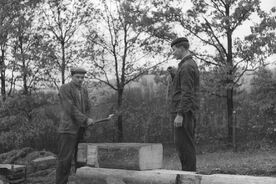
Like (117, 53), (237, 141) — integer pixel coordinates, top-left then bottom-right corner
(171, 37), (190, 50)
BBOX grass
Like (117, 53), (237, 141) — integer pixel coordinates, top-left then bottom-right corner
(25, 143), (276, 183)
(163, 144), (276, 176)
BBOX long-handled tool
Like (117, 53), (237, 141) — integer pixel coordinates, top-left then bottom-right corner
(84, 114), (115, 139)
(89, 114), (114, 126)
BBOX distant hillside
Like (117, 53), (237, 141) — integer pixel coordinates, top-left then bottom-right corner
(86, 74), (163, 104)
(37, 65), (276, 102)
(240, 66), (276, 92)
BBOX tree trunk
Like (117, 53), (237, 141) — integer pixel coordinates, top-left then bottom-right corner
(117, 88), (124, 142)
(226, 87), (233, 143)
(23, 69), (28, 95)
(0, 48), (6, 101)
(22, 63), (28, 95)
(61, 41), (66, 84)
(20, 37), (28, 95)
(8, 67), (14, 96)
(226, 4), (234, 144)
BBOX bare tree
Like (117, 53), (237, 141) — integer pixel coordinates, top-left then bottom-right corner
(37, 0), (92, 85)
(84, 0), (174, 141)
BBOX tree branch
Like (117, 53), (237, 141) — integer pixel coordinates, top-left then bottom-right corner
(89, 73), (117, 91)
(124, 57), (170, 85)
(204, 18), (228, 56)
(191, 51), (222, 66)
(209, 0), (225, 16)
(181, 19), (226, 60)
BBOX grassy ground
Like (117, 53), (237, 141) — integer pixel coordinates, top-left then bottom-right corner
(163, 144), (276, 176)
(23, 144), (276, 183)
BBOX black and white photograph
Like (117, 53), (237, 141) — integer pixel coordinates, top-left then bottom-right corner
(0, 0), (276, 183)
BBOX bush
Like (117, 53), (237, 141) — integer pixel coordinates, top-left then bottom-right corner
(0, 92), (59, 154)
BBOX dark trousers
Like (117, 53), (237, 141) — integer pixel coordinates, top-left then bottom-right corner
(172, 111), (196, 171)
(56, 128), (85, 184)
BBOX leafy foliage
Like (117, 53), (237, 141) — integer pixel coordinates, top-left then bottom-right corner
(250, 68), (276, 115)
(0, 92), (59, 153)
(36, 0), (93, 85)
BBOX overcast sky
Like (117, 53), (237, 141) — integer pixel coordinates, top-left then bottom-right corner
(261, 0), (276, 10)
(179, 0), (276, 67)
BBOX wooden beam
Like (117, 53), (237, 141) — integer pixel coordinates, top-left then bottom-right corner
(77, 143), (163, 170)
(105, 176), (126, 184)
(30, 156), (56, 172)
(76, 167), (177, 184)
(75, 167), (276, 184)
(145, 169), (276, 184)
(201, 173), (276, 184)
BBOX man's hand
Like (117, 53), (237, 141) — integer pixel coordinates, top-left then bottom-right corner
(174, 114), (183, 127)
(107, 114), (114, 120)
(87, 118), (95, 126)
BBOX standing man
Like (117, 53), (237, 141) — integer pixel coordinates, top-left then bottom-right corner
(56, 67), (94, 184)
(170, 37), (199, 171)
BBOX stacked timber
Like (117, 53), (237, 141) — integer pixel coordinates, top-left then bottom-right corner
(0, 164), (26, 184)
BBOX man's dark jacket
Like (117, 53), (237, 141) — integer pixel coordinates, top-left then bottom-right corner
(58, 82), (91, 134)
(171, 54), (199, 115)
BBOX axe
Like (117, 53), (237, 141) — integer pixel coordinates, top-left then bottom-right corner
(84, 114), (115, 139)
(88, 114), (115, 126)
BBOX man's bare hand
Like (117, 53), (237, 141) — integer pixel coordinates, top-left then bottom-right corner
(174, 114), (183, 127)
(87, 118), (94, 126)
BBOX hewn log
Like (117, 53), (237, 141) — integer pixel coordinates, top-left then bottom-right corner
(30, 156), (56, 171)
(201, 173), (276, 184)
(146, 169), (201, 184)
(105, 176), (126, 184)
(76, 167), (176, 184)
(77, 144), (87, 164)
(87, 145), (99, 167)
(77, 143), (163, 170)
(146, 169), (276, 184)
(76, 167), (276, 184)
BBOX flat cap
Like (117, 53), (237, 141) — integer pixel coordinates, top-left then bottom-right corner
(171, 37), (189, 47)
(71, 67), (87, 75)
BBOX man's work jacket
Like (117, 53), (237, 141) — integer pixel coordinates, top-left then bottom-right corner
(171, 54), (200, 115)
(58, 81), (91, 134)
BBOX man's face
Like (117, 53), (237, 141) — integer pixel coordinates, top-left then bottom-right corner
(172, 45), (184, 60)
(167, 68), (173, 74)
(72, 73), (85, 86)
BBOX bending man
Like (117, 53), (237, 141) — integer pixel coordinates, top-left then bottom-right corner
(56, 67), (94, 184)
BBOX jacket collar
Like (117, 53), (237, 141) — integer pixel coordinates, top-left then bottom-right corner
(178, 54), (193, 67)
(69, 81), (82, 90)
